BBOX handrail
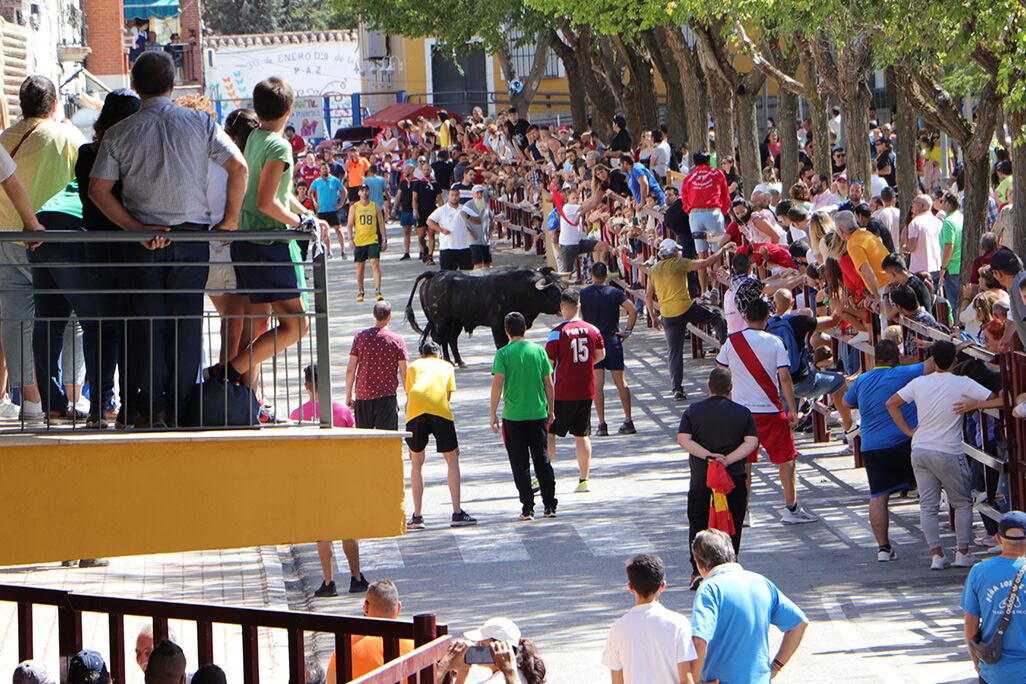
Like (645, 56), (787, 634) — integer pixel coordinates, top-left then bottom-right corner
(0, 229), (308, 243)
(351, 635), (452, 684)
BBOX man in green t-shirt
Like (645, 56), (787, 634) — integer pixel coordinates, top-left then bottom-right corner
(938, 191), (963, 313)
(490, 311), (557, 520)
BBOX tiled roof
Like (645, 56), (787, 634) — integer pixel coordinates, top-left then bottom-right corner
(204, 30), (357, 49)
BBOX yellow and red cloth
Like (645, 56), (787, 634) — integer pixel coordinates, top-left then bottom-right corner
(707, 459), (736, 536)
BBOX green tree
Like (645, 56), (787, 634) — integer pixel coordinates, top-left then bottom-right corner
(203, 0), (358, 35)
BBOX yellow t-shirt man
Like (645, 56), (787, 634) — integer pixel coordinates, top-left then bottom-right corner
(405, 356), (456, 421)
(351, 200), (380, 246)
(846, 228), (888, 291)
(649, 257), (695, 318)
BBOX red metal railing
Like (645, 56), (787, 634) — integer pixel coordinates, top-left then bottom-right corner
(0, 584), (446, 684)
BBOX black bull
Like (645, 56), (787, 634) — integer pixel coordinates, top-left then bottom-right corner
(404, 267), (565, 367)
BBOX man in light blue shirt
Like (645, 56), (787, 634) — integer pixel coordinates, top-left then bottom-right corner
(619, 155), (666, 205)
(363, 164), (389, 216)
(690, 529), (808, 683)
(961, 510), (1026, 683)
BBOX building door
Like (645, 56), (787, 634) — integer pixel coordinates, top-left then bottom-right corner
(431, 45), (487, 115)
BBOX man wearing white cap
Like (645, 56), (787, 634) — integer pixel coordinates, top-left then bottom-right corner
(12, 661), (54, 684)
(467, 184), (493, 269)
(962, 510), (1026, 682)
(644, 238), (730, 401)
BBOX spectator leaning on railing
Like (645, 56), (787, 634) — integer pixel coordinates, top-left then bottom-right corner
(0, 75), (82, 423)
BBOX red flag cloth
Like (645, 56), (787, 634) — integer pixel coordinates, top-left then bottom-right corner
(706, 459), (736, 536)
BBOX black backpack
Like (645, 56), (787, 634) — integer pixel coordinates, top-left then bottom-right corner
(180, 379), (260, 428)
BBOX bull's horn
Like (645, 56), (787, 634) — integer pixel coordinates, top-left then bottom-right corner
(535, 278), (547, 291)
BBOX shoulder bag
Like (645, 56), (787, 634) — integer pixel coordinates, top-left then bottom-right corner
(970, 561), (1026, 665)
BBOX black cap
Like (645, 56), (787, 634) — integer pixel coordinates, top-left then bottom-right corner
(990, 247), (1022, 274)
(68, 650), (110, 684)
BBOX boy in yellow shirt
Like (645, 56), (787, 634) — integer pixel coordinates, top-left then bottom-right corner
(405, 340), (476, 529)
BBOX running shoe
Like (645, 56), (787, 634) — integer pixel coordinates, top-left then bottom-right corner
(375, 290), (384, 301)
(314, 580), (337, 597)
(595, 422), (609, 437)
(930, 554), (951, 571)
(19, 400), (44, 425)
(408, 514), (425, 530)
(617, 421), (637, 435)
(953, 551), (975, 568)
(349, 573), (369, 593)
(844, 424), (861, 440)
(877, 547), (897, 562)
(673, 388), (687, 402)
(780, 505), (818, 524)
(400, 253), (411, 261)
(543, 507), (557, 518)
(575, 480), (590, 493)
(451, 510), (478, 527)
(0, 396), (18, 419)
(518, 509), (535, 521)
(356, 291), (365, 302)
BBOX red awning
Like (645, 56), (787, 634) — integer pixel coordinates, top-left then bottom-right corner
(362, 103), (462, 129)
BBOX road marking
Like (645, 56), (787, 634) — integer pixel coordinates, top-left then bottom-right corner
(451, 525), (530, 563)
(820, 594), (915, 684)
(571, 519), (656, 558)
(334, 538), (404, 571)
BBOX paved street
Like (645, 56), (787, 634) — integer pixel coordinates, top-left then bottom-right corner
(0, 226), (982, 682)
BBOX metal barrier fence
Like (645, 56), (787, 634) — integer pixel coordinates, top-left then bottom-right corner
(0, 230), (332, 433)
(0, 583), (446, 684)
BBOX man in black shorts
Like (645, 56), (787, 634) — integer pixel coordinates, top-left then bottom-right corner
(404, 340), (477, 529)
(346, 301), (408, 430)
(580, 262), (637, 436)
(413, 158), (439, 264)
(427, 186), (474, 271)
(545, 289), (606, 493)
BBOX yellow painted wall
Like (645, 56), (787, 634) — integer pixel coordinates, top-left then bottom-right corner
(0, 429), (406, 566)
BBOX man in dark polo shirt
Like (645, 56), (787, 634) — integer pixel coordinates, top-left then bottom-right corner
(678, 368), (759, 588)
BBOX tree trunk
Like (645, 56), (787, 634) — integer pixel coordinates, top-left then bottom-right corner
(961, 153), (992, 284)
(612, 36), (659, 140)
(694, 25), (736, 158)
(839, 86), (873, 185)
(1009, 107), (1026, 256)
(548, 29), (589, 131)
(644, 27), (686, 149)
(709, 85), (735, 159)
(663, 25), (709, 155)
(809, 92), (831, 179)
(894, 70), (919, 226)
(738, 86), (763, 194)
(777, 87), (799, 190)
(572, 27), (616, 137)
(495, 39), (551, 117)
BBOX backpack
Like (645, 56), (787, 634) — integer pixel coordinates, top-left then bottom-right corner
(180, 379), (261, 428)
(766, 315), (808, 378)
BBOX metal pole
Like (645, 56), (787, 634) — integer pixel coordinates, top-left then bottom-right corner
(352, 93), (362, 127)
(312, 250), (332, 428)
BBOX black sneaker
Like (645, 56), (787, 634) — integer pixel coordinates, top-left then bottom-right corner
(617, 421), (637, 435)
(451, 510), (478, 527)
(543, 507), (557, 518)
(314, 580), (337, 597)
(349, 574), (369, 593)
(518, 509), (535, 521)
(794, 413), (814, 433)
(408, 514), (425, 530)
(673, 388), (687, 402)
(400, 253), (411, 261)
(596, 422), (609, 436)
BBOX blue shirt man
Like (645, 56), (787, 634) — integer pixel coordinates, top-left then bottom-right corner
(961, 511), (1026, 683)
(311, 172), (343, 214)
(844, 361), (924, 452)
(691, 529), (808, 684)
(620, 158), (665, 205)
(363, 172), (388, 209)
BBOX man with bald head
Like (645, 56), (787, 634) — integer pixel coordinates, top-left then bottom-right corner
(144, 641), (186, 684)
(328, 580), (414, 680)
(768, 289), (854, 435)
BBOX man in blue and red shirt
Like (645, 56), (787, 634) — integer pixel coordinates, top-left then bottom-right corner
(546, 288), (605, 493)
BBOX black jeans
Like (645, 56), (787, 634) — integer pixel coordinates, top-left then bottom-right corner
(687, 456), (748, 575)
(662, 303), (726, 391)
(29, 213), (120, 416)
(502, 418), (557, 513)
(122, 236), (208, 424)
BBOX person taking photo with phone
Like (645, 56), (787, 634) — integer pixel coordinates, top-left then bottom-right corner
(435, 617), (546, 683)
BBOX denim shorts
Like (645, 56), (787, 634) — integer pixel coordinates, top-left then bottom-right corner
(689, 208), (725, 252)
(792, 370), (846, 399)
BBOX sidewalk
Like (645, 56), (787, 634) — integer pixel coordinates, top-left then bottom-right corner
(0, 547), (289, 681)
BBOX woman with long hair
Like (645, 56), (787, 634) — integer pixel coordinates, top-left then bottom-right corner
(436, 618), (546, 683)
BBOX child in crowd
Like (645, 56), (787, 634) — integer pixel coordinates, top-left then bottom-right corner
(291, 364), (353, 427)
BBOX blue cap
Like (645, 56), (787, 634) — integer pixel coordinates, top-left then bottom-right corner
(999, 511), (1026, 540)
(68, 650), (109, 684)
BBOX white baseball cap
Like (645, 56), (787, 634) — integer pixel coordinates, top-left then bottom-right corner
(464, 617), (522, 643)
(657, 238), (681, 258)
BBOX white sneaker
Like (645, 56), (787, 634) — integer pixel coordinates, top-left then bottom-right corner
(0, 397), (19, 419)
(930, 554), (951, 570)
(975, 533), (998, 548)
(20, 400), (44, 424)
(954, 551), (976, 568)
(781, 505), (819, 524)
(877, 547), (897, 562)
